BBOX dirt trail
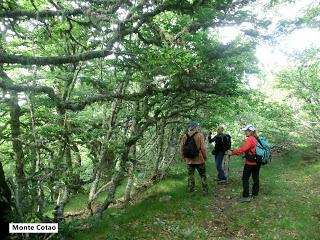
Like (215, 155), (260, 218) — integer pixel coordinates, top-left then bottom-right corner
(205, 172), (255, 239)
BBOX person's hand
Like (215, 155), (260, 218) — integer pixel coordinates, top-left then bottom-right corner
(227, 150), (232, 156)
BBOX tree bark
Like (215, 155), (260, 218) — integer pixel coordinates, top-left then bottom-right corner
(9, 90), (27, 209)
(124, 102), (139, 206)
(87, 81), (125, 212)
(124, 152), (136, 206)
(0, 8), (85, 19)
(0, 161), (12, 239)
(53, 182), (68, 223)
(26, 93), (44, 216)
(153, 119), (166, 178)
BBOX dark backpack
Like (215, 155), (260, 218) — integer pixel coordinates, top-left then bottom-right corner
(222, 134), (232, 151)
(183, 132), (199, 158)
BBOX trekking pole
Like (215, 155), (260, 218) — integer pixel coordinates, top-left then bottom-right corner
(227, 154), (230, 179)
(223, 152), (230, 180)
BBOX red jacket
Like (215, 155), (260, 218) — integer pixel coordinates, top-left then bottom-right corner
(231, 136), (257, 165)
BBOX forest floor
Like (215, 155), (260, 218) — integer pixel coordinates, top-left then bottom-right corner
(70, 150), (320, 240)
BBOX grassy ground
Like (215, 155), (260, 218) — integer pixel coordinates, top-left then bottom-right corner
(70, 150), (320, 240)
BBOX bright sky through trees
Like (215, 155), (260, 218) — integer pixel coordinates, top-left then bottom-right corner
(217, 0), (320, 88)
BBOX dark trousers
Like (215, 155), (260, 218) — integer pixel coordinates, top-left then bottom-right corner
(242, 164), (261, 197)
(187, 164), (208, 193)
(215, 151), (226, 180)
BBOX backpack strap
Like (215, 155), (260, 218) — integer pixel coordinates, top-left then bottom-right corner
(186, 132), (198, 138)
(185, 132), (200, 150)
(190, 132), (198, 138)
(255, 136), (266, 150)
(244, 154), (256, 162)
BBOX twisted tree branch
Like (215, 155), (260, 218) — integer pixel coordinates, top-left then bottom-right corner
(0, 8), (85, 19)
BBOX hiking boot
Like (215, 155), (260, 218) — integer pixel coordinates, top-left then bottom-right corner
(217, 179), (227, 184)
(203, 190), (209, 196)
(187, 191), (196, 197)
(187, 189), (194, 195)
(239, 197), (251, 203)
(251, 194), (258, 199)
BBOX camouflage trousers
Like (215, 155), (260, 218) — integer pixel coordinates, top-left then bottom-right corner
(187, 163), (208, 193)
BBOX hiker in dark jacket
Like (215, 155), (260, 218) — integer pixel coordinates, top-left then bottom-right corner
(228, 124), (260, 202)
(208, 126), (227, 183)
(180, 121), (208, 195)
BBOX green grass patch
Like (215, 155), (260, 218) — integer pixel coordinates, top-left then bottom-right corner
(69, 150), (320, 240)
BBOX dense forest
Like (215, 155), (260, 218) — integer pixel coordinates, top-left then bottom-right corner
(0, 0), (319, 239)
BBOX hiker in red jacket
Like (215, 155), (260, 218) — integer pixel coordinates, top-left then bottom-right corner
(227, 124), (260, 202)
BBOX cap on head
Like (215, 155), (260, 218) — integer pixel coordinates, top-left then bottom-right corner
(241, 124), (255, 131)
(188, 121), (199, 130)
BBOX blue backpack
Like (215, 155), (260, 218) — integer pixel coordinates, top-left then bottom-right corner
(255, 136), (271, 165)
